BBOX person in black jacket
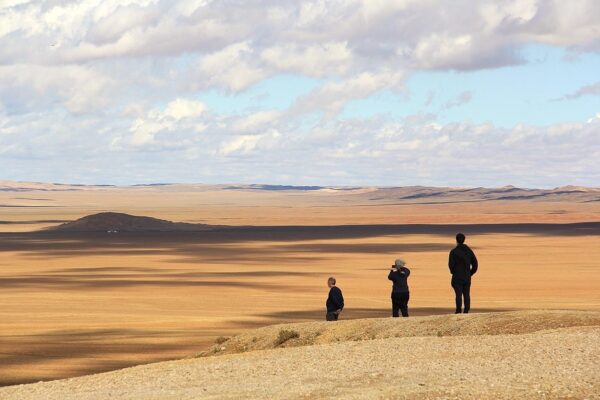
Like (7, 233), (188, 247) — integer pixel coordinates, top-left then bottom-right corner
(388, 258), (411, 317)
(448, 233), (478, 314)
(325, 277), (344, 321)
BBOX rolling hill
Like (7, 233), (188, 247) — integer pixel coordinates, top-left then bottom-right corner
(48, 212), (215, 232)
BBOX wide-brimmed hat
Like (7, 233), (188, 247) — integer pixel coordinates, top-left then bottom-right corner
(394, 258), (406, 268)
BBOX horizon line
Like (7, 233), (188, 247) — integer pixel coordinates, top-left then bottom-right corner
(1, 179), (599, 191)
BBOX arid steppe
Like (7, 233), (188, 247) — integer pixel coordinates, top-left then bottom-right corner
(1, 181), (599, 389)
(2, 310), (600, 399)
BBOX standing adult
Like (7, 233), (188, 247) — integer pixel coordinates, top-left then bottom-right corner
(325, 277), (344, 321)
(388, 258), (411, 317)
(448, 233), (478, 314)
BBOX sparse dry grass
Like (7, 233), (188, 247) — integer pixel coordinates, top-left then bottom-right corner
(214, 336), (228, 345)
(201, 310), (600, 357)
(274, 329), (300, 346)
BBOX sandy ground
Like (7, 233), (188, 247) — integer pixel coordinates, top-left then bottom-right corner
(1, 311), (599, 400)
(2, 184), (600, 232)
(199, 310), (600, 356)
(1, 184), (600, 386)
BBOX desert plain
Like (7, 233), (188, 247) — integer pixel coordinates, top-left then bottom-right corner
(1, 181), (599, 397)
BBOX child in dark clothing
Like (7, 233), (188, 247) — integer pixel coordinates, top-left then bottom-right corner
(326, 277), (344, 321)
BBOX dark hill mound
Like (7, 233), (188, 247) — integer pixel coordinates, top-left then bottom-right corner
(49, 212), (214, 232)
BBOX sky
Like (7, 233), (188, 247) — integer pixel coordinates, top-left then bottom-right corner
(0, 0), (599, 187)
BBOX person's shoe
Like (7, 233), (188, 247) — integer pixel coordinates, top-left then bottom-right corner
(454, 311), (461, 314)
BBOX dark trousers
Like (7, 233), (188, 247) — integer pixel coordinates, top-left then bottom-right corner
(326, 311), (339, 321)
(452, 280), (471, 313)
(391, 292), (409, 317)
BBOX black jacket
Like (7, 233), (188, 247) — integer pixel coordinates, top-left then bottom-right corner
(449, 243), (478, 282)
(388, 267), (410, 293)
(326, 286), (344, 312)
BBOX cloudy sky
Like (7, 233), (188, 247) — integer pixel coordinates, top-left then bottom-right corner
(1, 0), (599, 187)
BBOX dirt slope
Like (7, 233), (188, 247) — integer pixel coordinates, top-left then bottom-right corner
(198, 310), (600, 357)
(1, 310), (599, 400)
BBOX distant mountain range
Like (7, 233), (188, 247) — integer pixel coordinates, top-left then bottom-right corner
(350, 185), (600, 204)
(2, 180), (600, 203)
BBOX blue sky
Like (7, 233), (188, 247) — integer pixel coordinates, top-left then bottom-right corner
(198, 44), (600, 128)
(0, 1), (599, 187)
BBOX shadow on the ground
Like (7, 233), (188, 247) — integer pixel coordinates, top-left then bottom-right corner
(0, 222), (597, 265)
(0, 267), (321, 290)
(0, 222), (595, 386)
(234, 307), (516, 328)
(0, 327), (215, 387)
(0, 307), (516, 387)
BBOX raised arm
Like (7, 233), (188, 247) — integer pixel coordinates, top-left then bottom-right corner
(400, 266), (410, 277)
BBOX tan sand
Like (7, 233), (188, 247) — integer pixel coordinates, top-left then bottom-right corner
(1, 183), (599, 386)
(1, 311), (599, 399)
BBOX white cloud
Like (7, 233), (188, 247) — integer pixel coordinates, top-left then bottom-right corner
(443, 91), (474, 110)
(1, 0), (598, 113)
(479, 0), (539, 30)
(3, 1), (599, 70)
(588, 113), (600, 123)
(555, 81), (600, 101)
(3, 98), (600, 186)
(261, 42), (352, 76)
(119, 98), (207, 146)
(220, 130), (281, 156)
(231, 111), (282, 134)
(163, 98), (206, 120)
(412, 34), (474, 69)
(0, 64), (114, 114)
(290, 71), (404, 118)
(1, 0), (599, 185)
(198, 42), (266, 92)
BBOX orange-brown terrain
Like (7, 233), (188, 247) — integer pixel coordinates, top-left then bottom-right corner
(1, 181), (599, 386)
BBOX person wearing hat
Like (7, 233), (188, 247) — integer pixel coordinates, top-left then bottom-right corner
(388, 258), (411, 317)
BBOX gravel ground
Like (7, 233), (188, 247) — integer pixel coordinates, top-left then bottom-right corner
(199, 310), (600, 357)
(1, 313), (599, 399)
